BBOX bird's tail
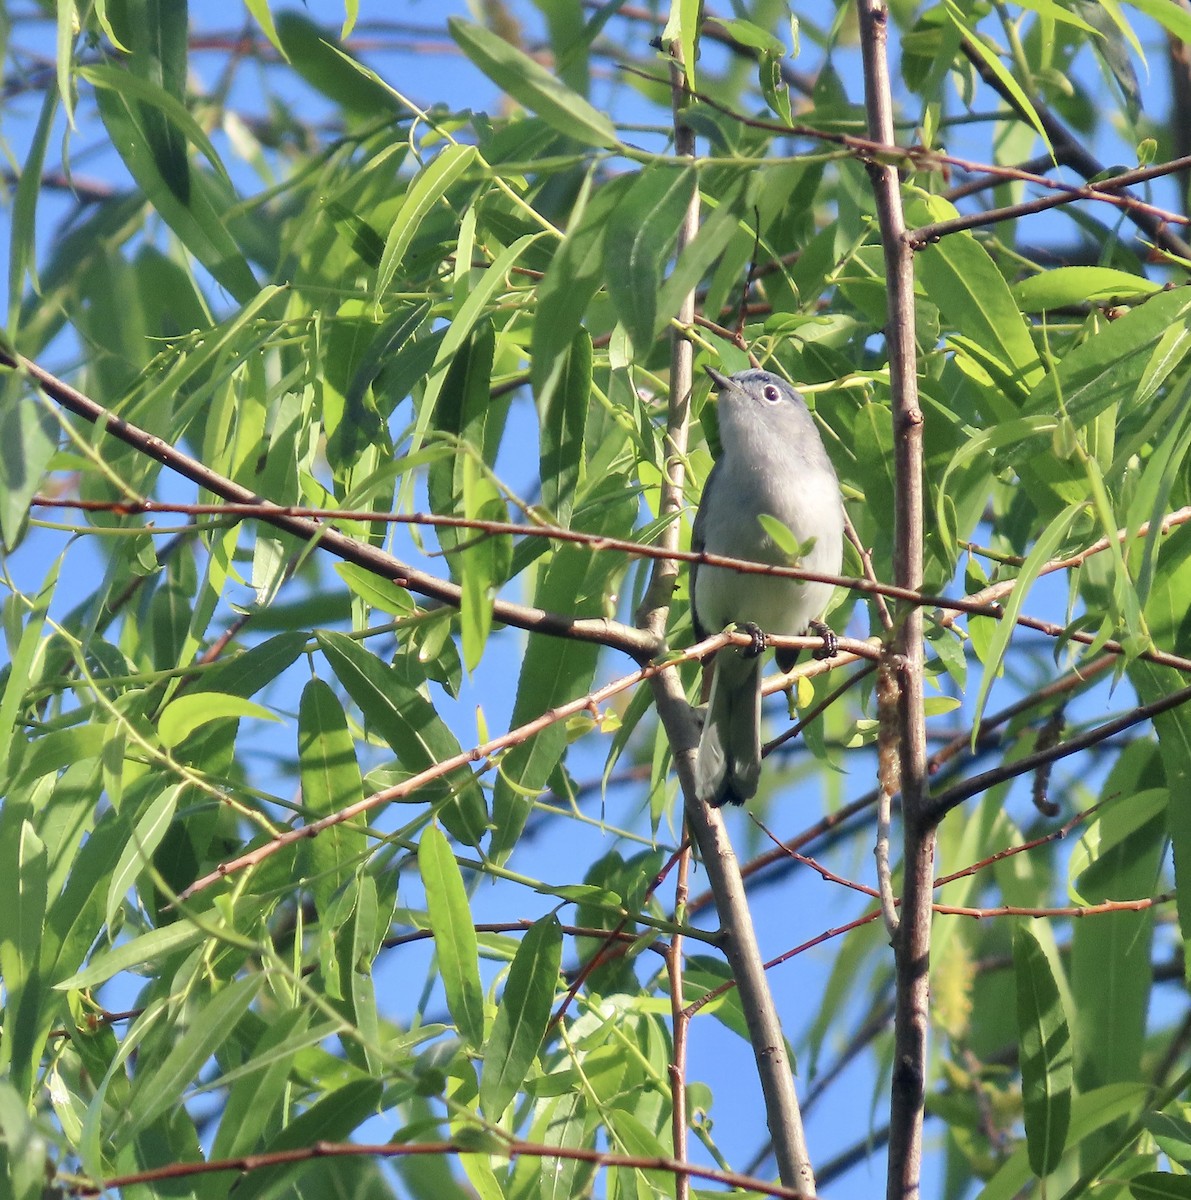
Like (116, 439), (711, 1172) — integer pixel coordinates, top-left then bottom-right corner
(695, 650), (762, 807)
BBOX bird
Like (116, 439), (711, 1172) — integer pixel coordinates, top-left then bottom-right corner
(691, 366), (844, 807)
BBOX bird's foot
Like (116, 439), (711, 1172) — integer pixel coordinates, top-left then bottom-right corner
(809, 619), (837, 661)
(739, 621), (767, 657)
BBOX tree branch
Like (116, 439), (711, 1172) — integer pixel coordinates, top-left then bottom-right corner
(1, 349), (659, 661)
(855, 6), (933, 1200)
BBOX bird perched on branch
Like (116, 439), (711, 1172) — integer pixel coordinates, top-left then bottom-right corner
(691, 367), (844, 807)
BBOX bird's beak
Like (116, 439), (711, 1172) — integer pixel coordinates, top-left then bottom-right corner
(704, 365), (732, 392)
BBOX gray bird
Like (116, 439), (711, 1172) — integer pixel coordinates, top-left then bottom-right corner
(691, 367), (844, 807)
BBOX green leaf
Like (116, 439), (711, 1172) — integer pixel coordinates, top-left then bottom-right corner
(536, 328), (590, 528)
(274, 10), (403, 116)
(157, 692), (281, 748)
(419, 823), (484, 1048)
(376, 145), (478, 301)
(449, 18), (620, 149)
(8, 85), (58, 316)
(0, 394), (58, 552)
(915, 225), (1042, 403)
(223, 1078), (384, 1200)
(1023, 290), (1191, 432)
(0, 556), (60, 783)
(243, 0), (284, 54)
(976, 1083), (1147, 1200)
(1012, 267), (1160, 311)
(299, 679), (366, 914)
(531, 175), (633, 402)
(480, 915), (562, 1120)
(1067, 789), (1167, 904)
(945, 2), (1051, 153)
(0, 822), (48, 1100)
(1130, 1173), (1191, 1199)
(315, 631), (488, 846)
(125, 975), (263, 1140)
(0, 1079), (47, 1200)
(81, 63), (223, 188)
(87, 70), (257, 302)
(969, 501), (1082, 739)
(490, 494), (634, 863)
(1014, 924), (1073, 1176)
(104, 783), (181, 931)
(105, 0), (192, 202)
(426, 318), (499, 562)
(210, 1008), (321, 1159)
(54, 920), (208, 990)
(334, 563), (416, 616)
(458, 456), (509, 672)
(604, 164), (697, 351)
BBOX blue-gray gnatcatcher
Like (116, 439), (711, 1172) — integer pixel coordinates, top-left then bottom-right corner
(691, 367), (845, 807)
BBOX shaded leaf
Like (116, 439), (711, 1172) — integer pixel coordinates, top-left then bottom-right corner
(480, 915), (562, 1120)
(419, 824), (484, 1048)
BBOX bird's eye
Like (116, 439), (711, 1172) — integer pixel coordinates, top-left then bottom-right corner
(762, 384), (781, 403)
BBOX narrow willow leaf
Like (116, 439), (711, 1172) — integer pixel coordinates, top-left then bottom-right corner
(210, 1008), (314, 1159)
(604, 164), (697, 351)
(157, 692), (281, 748)
(230, 1079), (384, 1200)
(1022, 284), (1191, 431)
(125, 975), (263, 1139)
(976, 1083), (1147, 1200)
(480, 915), (562, 1120)
(55, 0), (74, 127)
(1067, 790), (1166, 904)
(88, 75), (257, 301)
(376, 144), (477, 301)
(531, 181), (630, 418)
(0, 555), (60, 782)
(655, 177), (747, 330)
(81, 64), (225, 185)
(0, 822), (48, 1100)
(315, 631), (488, 846)
(426, 319), (497, 563)
(490, 495), (634, 863)
(1130, 1172), (1191, 1199)
(0, 1079), (46, 1200)
(1012, 267), (1160, 311)
(916, 226), (1042, 392)
(104, 783), (181, 932)
(1014, 924), (1073, 1176)
(110, 0), (191, 202)
(449, 18), (620, 149)
(945, 2), (1051, 153)
(536, 328), (590, 528)
(9, 86), (57, 310)
(0, 395), (58, 552)
(55, 921), (208, 990)
(969, 501), (1082, 741)
(419, 824), (484, 1048)
(299, 679), (365, 914)
(349, 874), (383, 1072)
(243, 0), (284, 54)
(274, 11), (402, 116)
(459, 457), (508, 671)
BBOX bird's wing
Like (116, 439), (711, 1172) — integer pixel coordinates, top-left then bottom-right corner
(689, 459), (721, 643)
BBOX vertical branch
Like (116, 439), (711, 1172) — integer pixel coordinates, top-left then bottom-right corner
(854, 5), (935, 1200)
(668, 842), (691, 1200)
(637, 29), (817, 1196)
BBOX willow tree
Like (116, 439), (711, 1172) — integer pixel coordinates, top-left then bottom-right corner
(2, 3), (1190, 1199)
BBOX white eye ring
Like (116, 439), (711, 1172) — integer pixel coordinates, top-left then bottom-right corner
(762, 384), (782, 403)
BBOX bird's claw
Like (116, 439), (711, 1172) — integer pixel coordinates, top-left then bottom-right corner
(740, 622), (767, 657)
(809, 619), (837, 661)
